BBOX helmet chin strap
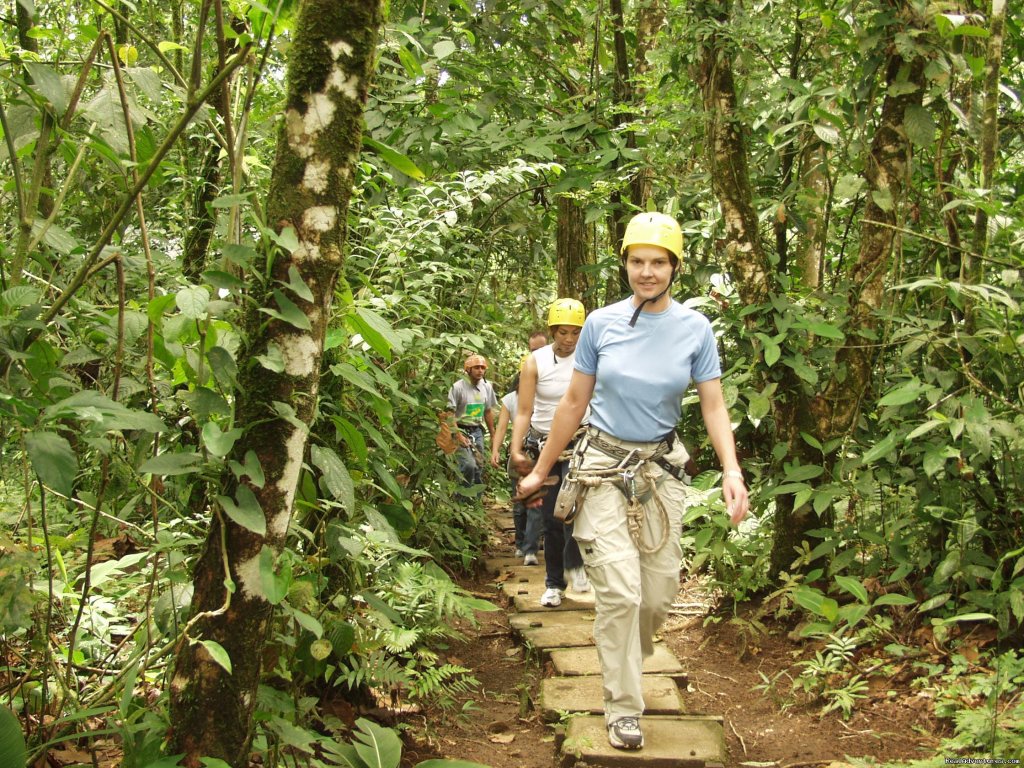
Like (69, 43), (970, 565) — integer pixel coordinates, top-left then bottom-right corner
(628, 267), (676, 328)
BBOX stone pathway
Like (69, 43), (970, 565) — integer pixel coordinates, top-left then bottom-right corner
(485, 510), (728, 767)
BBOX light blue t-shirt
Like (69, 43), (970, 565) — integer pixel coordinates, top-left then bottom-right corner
(574, 298), (721, 441)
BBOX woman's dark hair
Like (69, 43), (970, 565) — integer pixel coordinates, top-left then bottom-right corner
(505, 372), (520, 397)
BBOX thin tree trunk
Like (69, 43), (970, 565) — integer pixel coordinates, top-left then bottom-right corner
(168, 3), (383, 765)
(556, 196), (592, 307)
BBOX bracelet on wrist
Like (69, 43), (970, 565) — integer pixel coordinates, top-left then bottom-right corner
(724, 469), (744, 482)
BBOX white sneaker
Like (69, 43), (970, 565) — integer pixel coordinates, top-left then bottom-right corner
(523, 553), (539, 566)
(514, 548), (523, 557)
(608, 716), (643, 749)
(540, 588), (562, 607)
(570, 567), (590, 593)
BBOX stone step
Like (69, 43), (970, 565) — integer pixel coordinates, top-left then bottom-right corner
(549, 645), (687, 684)
(559, 715), (725, 768)
(509, 610), (596, 632)
(519, 622), (596, 652)
(540, 675), (685, 721)
(512, 587), (596, 613)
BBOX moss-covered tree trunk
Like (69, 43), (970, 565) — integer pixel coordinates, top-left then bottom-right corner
(696, 0), (926, 576)
(167, 2), (384, 765)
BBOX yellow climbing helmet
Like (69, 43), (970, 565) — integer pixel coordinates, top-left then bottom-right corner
(547, 298), (585, 328)
(621, 212), (683, 259)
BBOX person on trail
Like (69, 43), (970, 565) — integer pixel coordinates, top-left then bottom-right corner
(528, 330), (548, 353)
(515, 212), (749, 751)
(511, 298), (591, 601)
(446, 354), (497, 497)
(490, 374), (542, 562)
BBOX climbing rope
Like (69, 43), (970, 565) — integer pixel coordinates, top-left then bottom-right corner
(560, 431), (676, 554)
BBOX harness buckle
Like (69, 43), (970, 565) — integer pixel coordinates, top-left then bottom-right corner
(621, 468), (637, 502)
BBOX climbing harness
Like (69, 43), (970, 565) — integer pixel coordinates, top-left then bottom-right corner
(556, 429), (686, 554)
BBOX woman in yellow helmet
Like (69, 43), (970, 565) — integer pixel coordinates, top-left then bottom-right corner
(517, 212), (749, 751)
(510, 298), (590, 604)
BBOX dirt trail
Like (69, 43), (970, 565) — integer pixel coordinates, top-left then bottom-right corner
(416, 502), (940, 767)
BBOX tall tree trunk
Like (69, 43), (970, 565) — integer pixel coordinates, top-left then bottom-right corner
(695, 0), (927, 576)
(168, 2), (384, 765)
(556, 196), (592, 307)
(605, 0), (664, 304)
(964, 0), (1006, 325)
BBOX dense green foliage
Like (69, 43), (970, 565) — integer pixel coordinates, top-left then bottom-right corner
(1, 0), (1023, 764)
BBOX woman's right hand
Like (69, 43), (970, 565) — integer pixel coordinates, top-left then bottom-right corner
(515, 470), (547, 507)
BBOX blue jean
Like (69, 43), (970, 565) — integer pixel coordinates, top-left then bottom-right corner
(508, 456), (542, 555)
(456, 426), (485, 495)
(541, 460), (583, 590)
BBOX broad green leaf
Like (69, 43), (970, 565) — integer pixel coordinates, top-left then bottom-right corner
(350, 306), (404, 356)
(813, 124), (839, 145)
(904, 104), (935, 148)
(283, 265), (314, 303)
(25, 431), (76, 496)
(256, 344), (285, 372)
(782, 463), (824, 482)
(352, 717), (402, 768)
(25, 62), (69, 115)
(229, 450), (265, 489)
(878, 379), (924, 407)
(793, 586), (838, 622)
(0, 706), (27, 768)
(747, 390), (770, 424)
(202, 422), (242, 458)
(836, 603), (871, 627)
(89, 552), (149, 589)
(363, 137), (425, 180)
(267, 716), (316, 753)
(940, 612), (995, 624)
(285, 605), (323, 637)
(432, 40), (458, 59)
(176, 286), (210, 319)
(32, 220), (78, 254)
(763, 340), (780, 367)
(139, 452), (204, 476)
(199, 640), (232, 673)
(158, 40), (189, 53)
(918, 592), (952, 612)
(310, 445), (355, 513)
(207, 346), (238, 390)
(834, 575), (869, 604)
(259, 546), (290, 605)
(806, 321), (844, 340)
(259, 290), (312, 331)
(45, 391), (167, 433)
(217, 486), (265, 535)
(834, 174), (865, 199)
(860, 432), (897, 465)
(873, 593), (918, 607)
(268, 226), (299, 253)
(871, 188), (894, 212)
